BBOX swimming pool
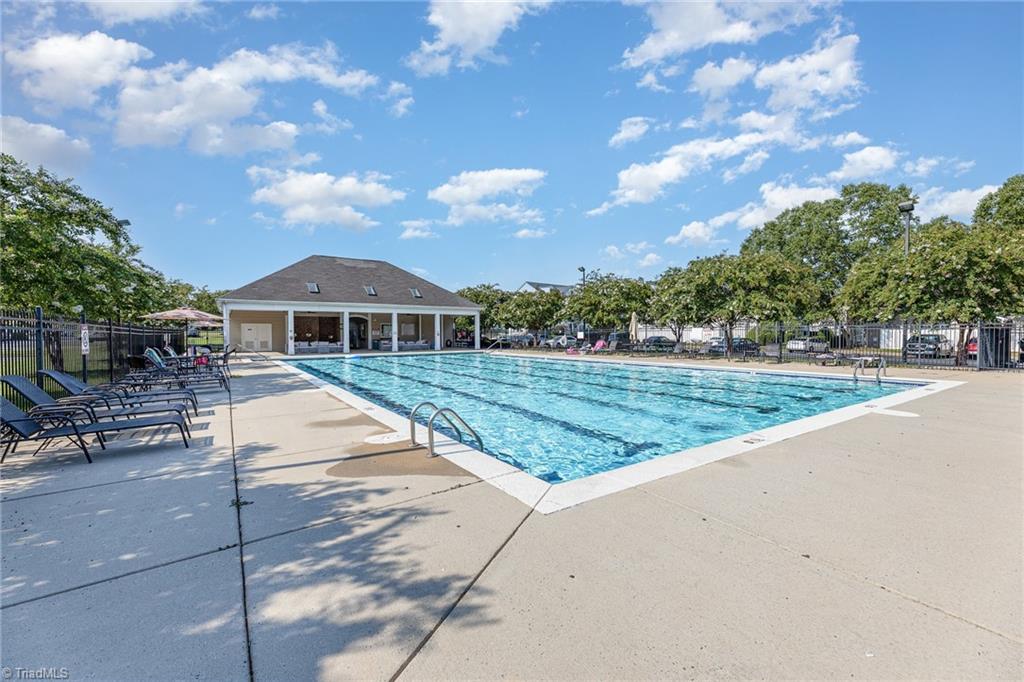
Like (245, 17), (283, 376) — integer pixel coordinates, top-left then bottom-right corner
(289, 353), (923, 484)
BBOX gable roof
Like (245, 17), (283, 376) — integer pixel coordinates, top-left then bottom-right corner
(220, 255), (479, 309)
(520, 281), (574, 296)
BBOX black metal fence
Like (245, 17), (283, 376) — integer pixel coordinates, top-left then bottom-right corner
(0, 307), (186, 404)
(493, 320), (1024, 371)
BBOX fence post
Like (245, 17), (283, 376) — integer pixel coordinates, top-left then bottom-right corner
(34, 306), (44, 388)
(976, 318), (984, 370)
(776, 321), (783, 362)
(107, 319), (115, 383)
(127, 322), (133, 362)
(80, 310), (88, 384)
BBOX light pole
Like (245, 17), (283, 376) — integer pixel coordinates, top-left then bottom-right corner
(898, 200), (916, 360)
(577, 266), (586, 342)
(898, 200), (915, 257)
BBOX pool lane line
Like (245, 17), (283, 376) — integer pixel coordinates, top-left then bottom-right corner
(380, 355), (777, 427)
(478, 351), (868, 397)
(298, 358), (665, 460)
(422, 352), (809, 413)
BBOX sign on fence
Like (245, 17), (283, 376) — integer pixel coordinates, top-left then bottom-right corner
(80, 324), (90, 354)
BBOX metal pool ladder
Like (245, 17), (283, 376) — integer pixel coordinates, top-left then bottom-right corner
(408, 401), (484, 458)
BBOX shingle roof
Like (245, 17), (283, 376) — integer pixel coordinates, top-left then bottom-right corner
(220, 255), (479, 309)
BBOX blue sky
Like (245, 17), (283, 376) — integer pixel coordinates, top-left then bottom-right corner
(3, 1), (1021, 293)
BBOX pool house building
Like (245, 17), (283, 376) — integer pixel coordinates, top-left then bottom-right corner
(218, 255), (481, 355)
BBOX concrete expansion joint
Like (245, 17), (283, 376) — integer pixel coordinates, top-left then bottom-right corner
(638, 487), (1022, 646)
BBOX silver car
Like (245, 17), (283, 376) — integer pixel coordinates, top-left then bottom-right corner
(786, 337), (829, 353)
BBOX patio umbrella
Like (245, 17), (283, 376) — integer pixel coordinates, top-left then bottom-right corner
(143, 306), (222, 323)
(629, 311), (639, 343)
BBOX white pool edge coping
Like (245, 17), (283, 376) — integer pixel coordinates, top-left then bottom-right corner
(275, 353), (963, 515)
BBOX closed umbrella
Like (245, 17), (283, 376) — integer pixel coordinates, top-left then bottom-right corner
(629, 311), (639, 344)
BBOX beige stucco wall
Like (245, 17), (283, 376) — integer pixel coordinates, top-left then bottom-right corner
(229, 311), (287, 353)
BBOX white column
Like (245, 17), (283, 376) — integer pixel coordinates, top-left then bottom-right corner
(434, 313), (442, 350)
(474, 312), (481, 350)
(222, 306), (231, 348)
(342, 311), (350, 354)
(391, 312), (399, 352)
(286, 309), (295, 355)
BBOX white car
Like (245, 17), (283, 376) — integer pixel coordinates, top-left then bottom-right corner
(543, 334), (575, 349)
(786, 337), (829, 353)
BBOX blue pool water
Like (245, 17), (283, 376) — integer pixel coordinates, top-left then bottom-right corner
(291, 353), (919, 483)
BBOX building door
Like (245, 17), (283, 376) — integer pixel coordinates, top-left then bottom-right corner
(241, 323), (272, 351)
(349, 316), (369, 350)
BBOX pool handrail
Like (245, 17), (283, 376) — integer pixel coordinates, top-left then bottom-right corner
(427, 407), (483, 458)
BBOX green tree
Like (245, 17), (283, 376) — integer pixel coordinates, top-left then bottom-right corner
(454, 283), (512, 332)
(840, 217), (1024, 324)
(189, 286), (230, 314)
(972, 174), (1024, 232)
(660, 254), (818, 354)
(497, 289), (564, 332)
(740, 182), (916, 318)
(561, 272), (652, 329)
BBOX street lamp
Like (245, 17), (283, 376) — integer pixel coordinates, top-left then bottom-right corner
(898, 200), (915, 257)
(577, 266), (586, 342)
(578, 266), (586, 286)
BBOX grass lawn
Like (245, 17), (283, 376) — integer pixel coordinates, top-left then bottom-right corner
(187, 331), (224, 347)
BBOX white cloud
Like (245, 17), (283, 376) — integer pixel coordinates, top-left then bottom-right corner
(590, 125), (800, 215)
(637, 252), (663, 267)
(722, 149), (769, 182)
(84, 1), (204, 26)
(173, 201), (194, 218)
(754, 33), (862, 114)
(624, 241), (651, 254)
(903, 156), (941, 178)
(5, 31), (153, 111)
(623, 1), (821, 69)
(609, 116), (653, 148)
(953, 160), (975, 177)
(1, 116), (91, 175)
(718, 181), (840, 230)
(826, 145), (899, 181)
(426, 168), (545, 226)
(830, 131), (869, 147)
(390, 97), (415, 118)
(689, 57), (756, 99)
(247, 4), (280, 20)
(636, 71), (671, 93)
(247, 166), (405, 230)
(310, 99), (353, 135)
(665, 220), (716, 246)
(603, 245), (625, 259)
(429, 168), (544, 205)
(399, 220), (438, 239)
(405, 0), (549, 76)
(385, 81), (414, 118)
(115, 42), (378, 154)
(514, 228), (548, 239)
(916, 185), (998, 221)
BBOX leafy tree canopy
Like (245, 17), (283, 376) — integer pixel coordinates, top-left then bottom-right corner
(0, 154), (227, 320)
(455, 283), (512, 330)
(655, 253), (818, 349)
(973, 173), (1024, 232)
(561, 272), (652, 329)
(840, 217), (1024, 323)
(497, 289), (564, 331)
(740, 182), (915, 317)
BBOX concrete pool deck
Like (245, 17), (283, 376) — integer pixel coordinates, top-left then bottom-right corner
(1, 355), (1021, 679)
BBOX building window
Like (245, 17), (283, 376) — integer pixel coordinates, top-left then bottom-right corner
(410, 287), (422, 298)
(363, 285), (377, 296)
(306, 282), (320, 294)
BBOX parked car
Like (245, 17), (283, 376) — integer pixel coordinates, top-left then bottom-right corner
(606, 331), (632, 348)
(965, 337), (978, 357)
(708, 337), (760, 355)
(543, 334), (576, 349)
(786, 337), (829, 353)
(903, 334), (954, 359)
(642, 335), (675, 350)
